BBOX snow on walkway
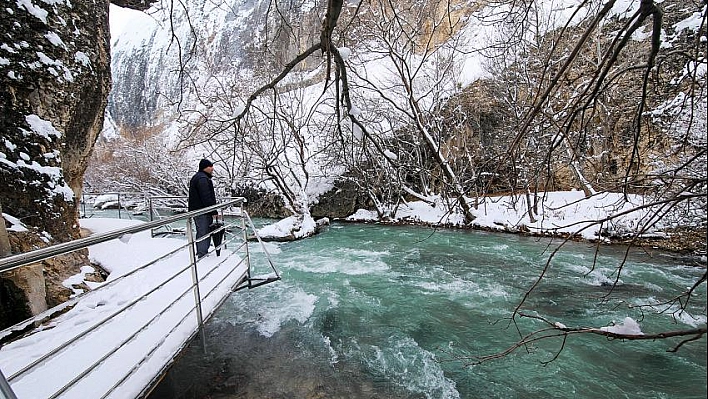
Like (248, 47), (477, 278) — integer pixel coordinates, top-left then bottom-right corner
(0, 218), (248, 399)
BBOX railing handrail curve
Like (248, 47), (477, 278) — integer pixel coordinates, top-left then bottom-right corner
(0, 198), (245, 273)
(0, 196), (259, 399)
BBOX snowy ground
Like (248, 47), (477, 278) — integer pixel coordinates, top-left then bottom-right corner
(0, 218), (249, 399)
(295, 190), (700, 245)
(259, 189), (703, 253)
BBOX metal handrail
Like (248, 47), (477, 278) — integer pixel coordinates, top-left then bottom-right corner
(1, 231), (189, 342)
(147, 195), (242, 237)
(0, 196), (280, 399)
(0, 369), (18, 399)
(7, 258), (195, 381)
(243, 211), (279, 279)
(47, 268), (199, 399)
(147, 195), (188, 222)
(234, 210), (281, 290)
(0, 199), (243, 273)
(80, 191), (147, 220)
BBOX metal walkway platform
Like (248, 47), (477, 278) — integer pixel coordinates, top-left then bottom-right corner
(0, 199), (279, 399)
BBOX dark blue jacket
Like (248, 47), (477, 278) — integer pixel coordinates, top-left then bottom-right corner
(188, 170), (217, 215)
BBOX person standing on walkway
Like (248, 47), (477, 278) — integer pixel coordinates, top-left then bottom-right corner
(188, 159), (217, 258)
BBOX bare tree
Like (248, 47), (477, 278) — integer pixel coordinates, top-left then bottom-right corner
(447, 0), (707, 363)
(86, 127), (192, 196)
(345, 0), (479, 222)
(112, 0), (705, 358)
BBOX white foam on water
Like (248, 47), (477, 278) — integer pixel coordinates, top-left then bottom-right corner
(642, 282), (664, 292)
(414, 281), (443, 292)
(333, 247), (390, 258)
(404, 247), (421, 259)
(321, 334), (339, 365)
(643, 265), (708, 290)
(584, 271), (622, 287)
(225, 285), (317, 337)
(248, 240), (282, 255)
(340, 281), (383, 309)
(411, 273), (480, 298)
(356, 335), (461, 399)
(565, 264), (623, 286)
(340, 258), (391, 275)
(675, 311), (707, 328)
(323, 287), (340, 308)
(286, 248), (391, 275)
(283, 259), (339, 274)
(410, 265), (511, 307)
(478, 282), (511, 299)
(627, 296), (708, 328)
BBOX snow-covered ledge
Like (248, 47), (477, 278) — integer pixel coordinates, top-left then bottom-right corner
(257, 212), (330, 242)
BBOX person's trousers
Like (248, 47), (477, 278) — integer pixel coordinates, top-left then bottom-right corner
(194, 214), (212, 258)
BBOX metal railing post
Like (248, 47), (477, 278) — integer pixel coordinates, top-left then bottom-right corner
(241, 216), (252, 288)
(1, 200), (240, 274)
(117, 193), (122, 219)
(185, 217), (207, 354)
(148, 197), (154, 237)
(148, 197), (153, 223)
(0, 369), (18, 399)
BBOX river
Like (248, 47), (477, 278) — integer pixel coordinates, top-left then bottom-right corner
(148, 222), (706, 398)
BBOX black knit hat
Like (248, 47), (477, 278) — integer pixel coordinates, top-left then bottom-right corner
(199, 159), (214, 170)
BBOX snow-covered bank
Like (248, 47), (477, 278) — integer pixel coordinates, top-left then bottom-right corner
(256, 211), (331, 242)
(254, 190), (705, 254)
(343, 191), (706, 254)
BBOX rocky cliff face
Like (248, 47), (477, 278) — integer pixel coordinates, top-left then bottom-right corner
(108, 0), (322, 131)
(0, 0), (111, 328)
(1, 0), (111, 240)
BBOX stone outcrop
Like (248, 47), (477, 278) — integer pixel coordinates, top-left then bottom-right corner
(0, 0), (111, 329)
(311, 180), (372, 220)
(0, 224), (108, 332)
(0, 264), (46, 326)
(1, 0), (111, 240)
(0, 224), (92, 329)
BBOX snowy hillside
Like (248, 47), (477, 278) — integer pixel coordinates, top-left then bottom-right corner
(103, 0), (706, 244)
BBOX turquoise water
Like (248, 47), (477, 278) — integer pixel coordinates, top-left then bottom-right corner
(150, 222), (707, 399)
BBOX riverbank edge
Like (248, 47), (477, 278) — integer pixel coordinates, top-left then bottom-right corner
(332, 217), (707, 263)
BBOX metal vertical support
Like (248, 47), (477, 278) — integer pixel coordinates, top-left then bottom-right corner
(0, 369), (19, 399)
(148, 197), (154, 237)
(185, 217), (207, 354)
(241, 215), (252, 288)
(117, 193), (122, 219)
(148, 197), (154, 222)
